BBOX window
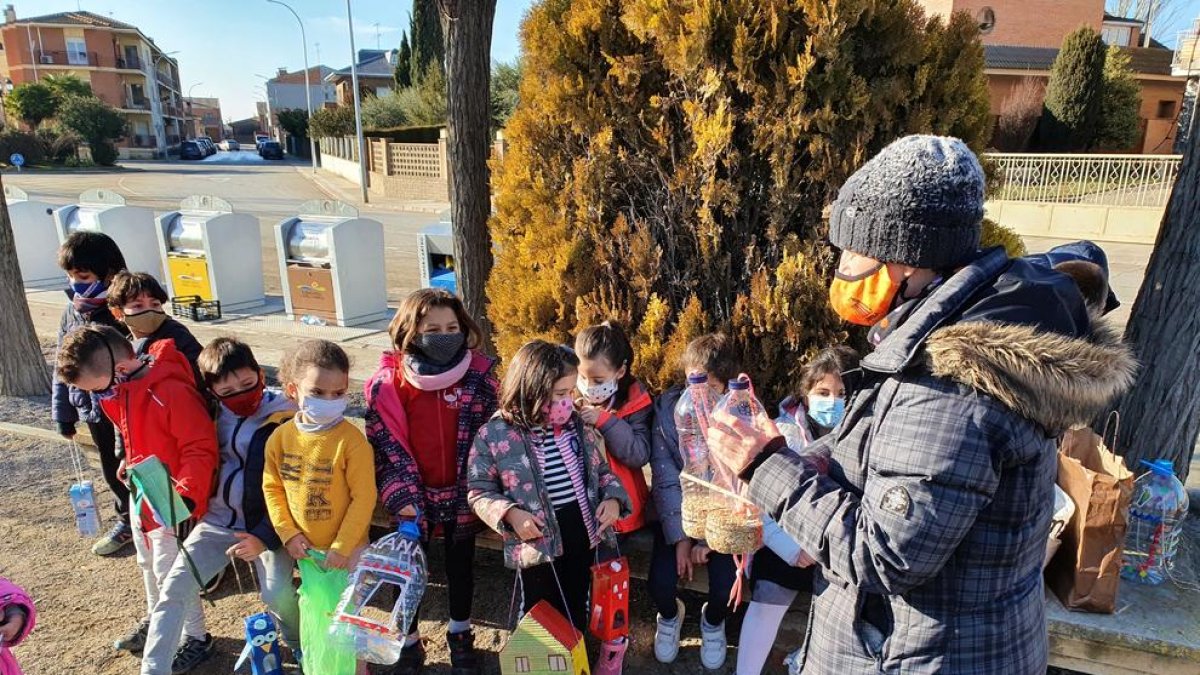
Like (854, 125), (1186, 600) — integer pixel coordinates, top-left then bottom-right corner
(1158, 100), (1177, 119)
(66, 37), (88, 65)
(548, 654), (568, 671)
(978, 7), (996, 35)
(514, 656), (531, 673)
(1102, 26), (1131, 46)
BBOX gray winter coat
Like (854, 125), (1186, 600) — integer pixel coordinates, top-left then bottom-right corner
(746, 248), (1136, 674)
(649, 387), (686, 544)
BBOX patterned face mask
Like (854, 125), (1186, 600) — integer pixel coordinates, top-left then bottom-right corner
(542, 397), (574, 428)
(577, 376), (619, 405)
(69, 279), (109, 314)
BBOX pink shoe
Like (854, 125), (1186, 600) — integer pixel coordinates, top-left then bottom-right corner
(596, 637), (628, 675)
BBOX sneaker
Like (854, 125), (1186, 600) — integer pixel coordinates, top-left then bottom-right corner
(785, 646), (803, 675)
(699, 603), (727, 670)
(654, 598), (685, 664)
(114, 618), (150, 653)
(596, 636), (629, 675)
(171, 634), (214, 674)
(92, 520), (133, 556)
(447, 630), (479, 675)
(389, 640), (425, 675)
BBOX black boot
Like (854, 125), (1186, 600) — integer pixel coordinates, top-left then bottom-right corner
(447, 630), (480, 675)
(389, 640), (425, 675)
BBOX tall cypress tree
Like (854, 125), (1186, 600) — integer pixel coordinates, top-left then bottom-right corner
(395, 32), (413, 88)
(1039, 27), (1107, 151)
(410, 0), (445, 85)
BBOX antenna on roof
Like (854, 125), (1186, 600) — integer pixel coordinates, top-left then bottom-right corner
(374, 22), (380, 49)
(315, 41), (321, 66)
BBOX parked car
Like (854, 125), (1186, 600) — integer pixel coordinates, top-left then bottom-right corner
(179, 140), (204, 161)
(202, 138), (218, 156)
(255, 134), (270, 150)
(221, 139), (240, 152)
(259, 141), (284, 160)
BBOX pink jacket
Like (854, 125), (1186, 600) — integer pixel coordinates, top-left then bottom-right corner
(0, 577), (35, 675)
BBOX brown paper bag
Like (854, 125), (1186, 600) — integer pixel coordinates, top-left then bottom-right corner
(1046, 425), (1133, 613)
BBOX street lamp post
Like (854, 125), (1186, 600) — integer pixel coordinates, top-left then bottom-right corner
(345, 0), (369, 203)
(267, 0), (319, 173)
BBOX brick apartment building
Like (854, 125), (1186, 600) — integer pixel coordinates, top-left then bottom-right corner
(0, 5), (186, 159)
(184, 96), (223, 140)
(919, 0), (1190, 153)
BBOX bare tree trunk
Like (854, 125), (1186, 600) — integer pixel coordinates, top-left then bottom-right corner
(439, 0), (497, 351)
(0, 173), (51, 396)
(1111, 104), (1200, 481)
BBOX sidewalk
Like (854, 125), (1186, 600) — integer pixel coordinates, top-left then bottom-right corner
(296, 164), (451, 215)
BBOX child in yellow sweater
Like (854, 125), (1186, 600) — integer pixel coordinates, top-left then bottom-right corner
(263, 339), (375, 674)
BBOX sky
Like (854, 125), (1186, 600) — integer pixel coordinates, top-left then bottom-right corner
(20, 0), (1200, 121)
(22, 0), (535, 121)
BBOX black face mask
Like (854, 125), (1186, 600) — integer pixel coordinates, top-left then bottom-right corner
(410, 332), (466, 366)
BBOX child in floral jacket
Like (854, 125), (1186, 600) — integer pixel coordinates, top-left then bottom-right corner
(468, 341), (631, 632)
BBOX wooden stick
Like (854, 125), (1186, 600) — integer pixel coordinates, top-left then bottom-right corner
(680, 472), (750, 503)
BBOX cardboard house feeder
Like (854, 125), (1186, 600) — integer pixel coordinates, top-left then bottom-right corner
(501, 601), (589, 675)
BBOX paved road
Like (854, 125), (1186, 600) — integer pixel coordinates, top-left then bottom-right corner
(7, 154), (437, 301)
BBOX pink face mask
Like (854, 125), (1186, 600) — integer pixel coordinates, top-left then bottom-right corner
(542, 398), (574, 428)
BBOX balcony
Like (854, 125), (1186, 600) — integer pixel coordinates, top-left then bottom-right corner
(129, 134), (155, 148)
(37, 50), (99, 67)
(116, 55), (143, 71)
(155, 70), (181, 91)
(123, 97), (151, 111)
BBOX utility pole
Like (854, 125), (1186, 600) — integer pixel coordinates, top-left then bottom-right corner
(346, 0), (369, 203)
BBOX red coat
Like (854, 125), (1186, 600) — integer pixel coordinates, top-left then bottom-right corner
(100, 339), (218, 525)
(394, 376), (461, 489)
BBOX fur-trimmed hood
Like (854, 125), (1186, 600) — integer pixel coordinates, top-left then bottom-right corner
(925, 318), (1137, 434)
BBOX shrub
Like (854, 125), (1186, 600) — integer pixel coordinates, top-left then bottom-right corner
(394, 64), (447, 126)
(277, 108), (310, 139)
(5, 82), (57, 130)
(57, 95), (126, 146)
(993, 78), (1044, 152)
(309, 106), (357, 138)
(90, 140), (119, 166)
(1039, 27), (1107, 151)
(362, 93), (410, 130)
(1096, 45), (1142, 151)
(0, 129), (46, 165)
(488, 0), (991, 401)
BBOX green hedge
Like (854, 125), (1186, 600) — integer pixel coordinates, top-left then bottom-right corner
(366, 124), (444, 143)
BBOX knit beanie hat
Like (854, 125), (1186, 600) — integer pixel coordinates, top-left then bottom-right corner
(829, 135), (984, 269)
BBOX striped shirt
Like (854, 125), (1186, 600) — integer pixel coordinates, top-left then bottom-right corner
(534, 426), (578, 507)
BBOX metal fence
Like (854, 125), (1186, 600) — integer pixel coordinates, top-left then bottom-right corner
(986, 153), (1182, 208)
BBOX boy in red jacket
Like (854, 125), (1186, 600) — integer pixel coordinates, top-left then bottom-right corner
(56, 325), (218, 670)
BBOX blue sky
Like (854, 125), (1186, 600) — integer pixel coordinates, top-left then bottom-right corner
(23, 0), (535, 120)
(20, 0), (1200, 121)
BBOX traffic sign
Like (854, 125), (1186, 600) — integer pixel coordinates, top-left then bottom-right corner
(9, 152), (24, 169)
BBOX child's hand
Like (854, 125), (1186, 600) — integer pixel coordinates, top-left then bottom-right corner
(325, 551), (350, 570)
(504, 508), (545, 541)
(116, 460), (128, 483)
(0, 607), (26, 644)
(596, 499), (621, 532)
(578, 405), (602, 427)
(793, 550), (816, 568)
(691, 544), (711, 565)
(285, 534), (312, 560)
(226, 533), (267, 562)
(675, 540), (694, 581)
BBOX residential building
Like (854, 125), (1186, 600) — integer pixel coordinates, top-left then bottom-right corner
(918, 0), (1189, 153)
(184, 96), (223, 140)
(325, 49), (397, 106)
(266, 65), (335, 113)
(0, 5), (187, 158)
(1173, 18), (1199, 151)
(229, 117), (261, 145)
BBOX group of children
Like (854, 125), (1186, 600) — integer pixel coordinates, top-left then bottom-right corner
(12, 229), (861, 675)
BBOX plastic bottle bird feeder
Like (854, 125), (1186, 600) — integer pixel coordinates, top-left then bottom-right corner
(329, 520), (428, 664)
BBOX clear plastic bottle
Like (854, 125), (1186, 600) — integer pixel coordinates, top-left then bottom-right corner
(1121, 459), (1189, 585)
(676, 373), (719, 539)
(704, 375), (766, 555)
(329, 520), (428, 664)
(71, 480), (100, 537)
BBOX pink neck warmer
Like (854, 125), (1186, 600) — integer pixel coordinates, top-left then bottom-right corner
(402, 351), (471, 391)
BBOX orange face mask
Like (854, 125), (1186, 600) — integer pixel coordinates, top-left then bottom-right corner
(829, 263), (902, 326)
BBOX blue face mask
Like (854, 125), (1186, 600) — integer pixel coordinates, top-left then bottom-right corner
(807, 396), (846, 429)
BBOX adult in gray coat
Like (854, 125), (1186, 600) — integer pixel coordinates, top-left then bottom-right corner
(710, 136), (1137, 674)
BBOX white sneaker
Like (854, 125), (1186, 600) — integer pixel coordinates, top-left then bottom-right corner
(699, 603), (727, 670)
(654, 598), (685, 664)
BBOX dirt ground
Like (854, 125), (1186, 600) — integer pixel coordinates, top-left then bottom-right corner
(0, 407), (785, 675)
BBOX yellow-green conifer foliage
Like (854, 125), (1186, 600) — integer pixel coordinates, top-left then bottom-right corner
(489, 0), (991, 401)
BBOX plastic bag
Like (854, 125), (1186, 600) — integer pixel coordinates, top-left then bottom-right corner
(298, 557), (357, 675)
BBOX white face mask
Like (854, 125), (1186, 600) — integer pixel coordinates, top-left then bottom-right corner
(300, 396), (347, 427)
(577, 376), (619, 405)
